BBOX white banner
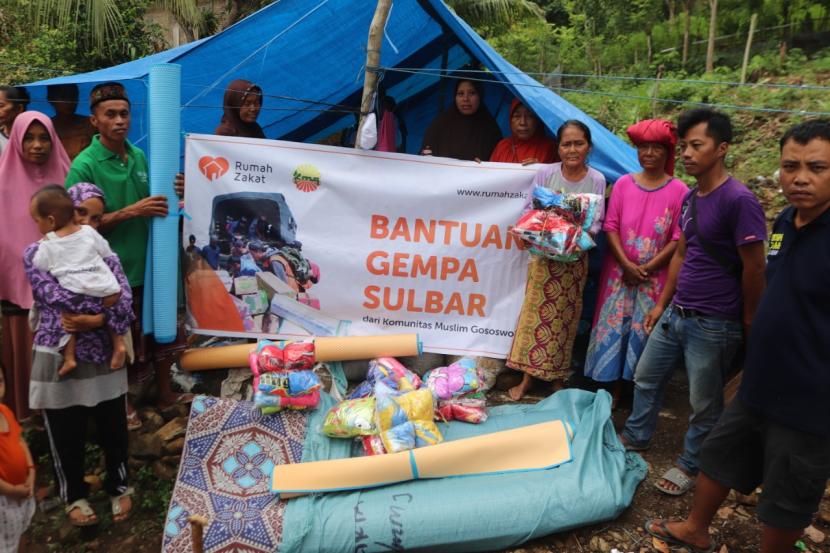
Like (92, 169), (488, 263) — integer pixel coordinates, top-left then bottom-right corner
(183, 134), (535, 357)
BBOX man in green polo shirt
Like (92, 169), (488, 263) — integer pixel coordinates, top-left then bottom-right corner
(66, 83), (168, 285)
(66, 82), (187, 423)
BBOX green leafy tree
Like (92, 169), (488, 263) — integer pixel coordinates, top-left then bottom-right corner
(0, 0), (166, 84)
(446, 0), (545, 34)
(26, 0), (199, 54)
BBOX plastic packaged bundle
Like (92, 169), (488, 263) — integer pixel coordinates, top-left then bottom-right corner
(257, 370), (321, 397)
(347, 357), (422, 399)
(255, 340), (315, 374)
(249, 339), (320, 414)
(256, 388), (321, 415)
(511, 188), (603, 262)
(424, 358), (488, 424)
(436, 393), (488, 424)
(322, 397), (377, 438)
(375, 388), (442, 453)
(424, 357), (483, 400)
(361, 434), (386, 456)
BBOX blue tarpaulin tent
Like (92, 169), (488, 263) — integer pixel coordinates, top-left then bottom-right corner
(24, 0), (638, 180)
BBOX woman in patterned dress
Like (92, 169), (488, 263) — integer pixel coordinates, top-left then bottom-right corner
(584, 119), (688, 408)
(507, 120), (606, 400)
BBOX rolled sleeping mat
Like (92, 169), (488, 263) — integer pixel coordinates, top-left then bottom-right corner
(314, 333), (421, 362)
(142, 234), (154, 335)
(272, 420), (575, 497)
(149, 63), (181, 344)
(179, 333), (422, 371)
(179, 343), (255, 371)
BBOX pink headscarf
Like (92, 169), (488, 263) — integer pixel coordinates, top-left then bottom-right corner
(0, 111), (71, 309)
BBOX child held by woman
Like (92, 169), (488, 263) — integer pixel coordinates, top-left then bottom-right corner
(29, 184), (128, 376)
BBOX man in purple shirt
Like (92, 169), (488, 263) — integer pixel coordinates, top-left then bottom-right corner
(620, 109), (767, 496)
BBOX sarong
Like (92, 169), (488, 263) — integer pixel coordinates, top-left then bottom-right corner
(507, 255), (588, 381)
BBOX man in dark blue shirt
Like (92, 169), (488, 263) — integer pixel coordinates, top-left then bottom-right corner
(643, 119), (830, 553)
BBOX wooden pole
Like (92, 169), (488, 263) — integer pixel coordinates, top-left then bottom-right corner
(740, 13), (758, 84)
(705, 0), (717, 73)
(651, 65), (664, 118)
(189, 515), (208, 553)
(682, 0), (693, 67)
(355, 0), (393, 148)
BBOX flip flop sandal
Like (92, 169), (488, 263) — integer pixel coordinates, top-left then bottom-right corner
(65, 498), (98, 527)
(617, 433), (649, 452)
(655, 467), (695, 496)
(644, 518), (715, 553)
(126, 410), (142, 431)
(111, 487), (134, 522)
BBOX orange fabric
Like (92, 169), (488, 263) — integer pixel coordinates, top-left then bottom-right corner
(185, 262), (246, 332)
(490, 99), (559, 164)
(0, 404), (28, 485)
(490, 136), (558, 164)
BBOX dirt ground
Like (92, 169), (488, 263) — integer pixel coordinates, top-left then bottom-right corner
(18, 367), (830, 553)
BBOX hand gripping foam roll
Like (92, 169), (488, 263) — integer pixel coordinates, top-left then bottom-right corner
(148, 64), (181, 343)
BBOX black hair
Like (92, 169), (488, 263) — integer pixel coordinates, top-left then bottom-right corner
(47, 83), (80, 103)
(32, 185), (76, 229)
(677, 108), (733, 144)
(189, 234), (196, 243)
(556, 119), (592, 147)
(0, 85), (30, 110)
(779, 119), (830, 150)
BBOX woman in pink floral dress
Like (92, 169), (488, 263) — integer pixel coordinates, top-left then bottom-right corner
(585, 119), (688, 407)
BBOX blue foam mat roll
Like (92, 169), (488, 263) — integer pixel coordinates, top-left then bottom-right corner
(148, 64), (181, 343)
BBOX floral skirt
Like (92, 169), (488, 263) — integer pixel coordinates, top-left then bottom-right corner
(507, 255), (588, 382)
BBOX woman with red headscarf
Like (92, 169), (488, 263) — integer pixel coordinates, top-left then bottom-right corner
(584, 119), (689, 407)
(490, 99), (558, 164)
(0, 111), (70, 420)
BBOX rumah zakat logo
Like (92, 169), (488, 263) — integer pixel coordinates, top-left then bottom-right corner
(292, 164), (321, 192)
(198, 156), (230, 181)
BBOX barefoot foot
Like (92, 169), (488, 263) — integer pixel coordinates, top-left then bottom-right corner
(58, 358), (77, 377)
(110, 345), (127, 370)
(508, 374), (533, 400)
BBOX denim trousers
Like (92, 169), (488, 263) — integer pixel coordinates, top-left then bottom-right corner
(622, 305), (742, 474)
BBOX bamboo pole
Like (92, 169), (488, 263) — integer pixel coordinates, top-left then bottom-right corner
(740, 13), (758, 84)
(355, 0), (393, 148)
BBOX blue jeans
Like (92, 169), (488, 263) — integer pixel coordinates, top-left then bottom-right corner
(622, 305), (742, 474)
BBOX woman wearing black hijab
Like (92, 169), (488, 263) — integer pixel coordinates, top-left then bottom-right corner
(215, 79), (266, 138)
(420, 77), (501, 161)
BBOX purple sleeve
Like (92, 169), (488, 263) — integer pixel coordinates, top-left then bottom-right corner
(103, 255), (135, 336)
(669, 180), (690, 241)
(23, 243), (103, 312)
(732, 192), (767, 246)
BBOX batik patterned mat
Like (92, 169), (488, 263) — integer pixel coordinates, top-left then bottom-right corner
(162, 395), (306, 553)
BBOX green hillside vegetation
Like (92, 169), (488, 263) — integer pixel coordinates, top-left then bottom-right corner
(482, 0), (829, 219)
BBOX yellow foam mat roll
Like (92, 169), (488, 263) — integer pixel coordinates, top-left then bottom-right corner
(314, 333), (419, 362)
(180, 343), (254, 371)
(180, 334), (421, 372)
(272, 420), (573, 498)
